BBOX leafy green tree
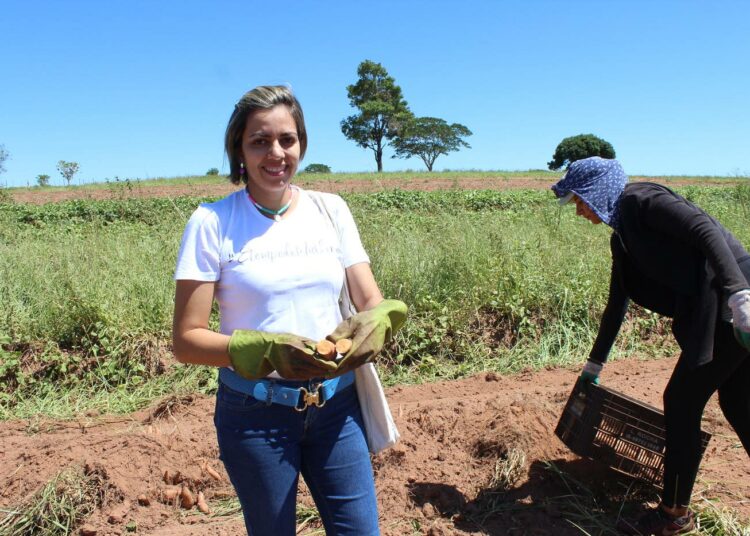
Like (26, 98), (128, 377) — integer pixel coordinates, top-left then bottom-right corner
(302, 163), (332, 173)
(392, 117), (472, 171)
(206, 167), (219, 176)
(56, 160), (80, 186)
(341, 60), (412, 172)
(547, 134), (616, 170)
(36, 174), (50, 187)
(0, 145), (9, 176)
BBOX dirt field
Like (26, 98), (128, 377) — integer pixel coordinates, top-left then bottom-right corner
(3, 178), (748, 535)
(2, 357), (749, 535)
(8, 174), (741, 205)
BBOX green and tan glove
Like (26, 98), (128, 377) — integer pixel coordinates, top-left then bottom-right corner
(327, 299), (408, 375)
(228, 330), (338, 380)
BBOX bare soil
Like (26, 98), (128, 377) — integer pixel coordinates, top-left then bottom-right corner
(1, 357), (748, 535)
(8, 175), (741, 205)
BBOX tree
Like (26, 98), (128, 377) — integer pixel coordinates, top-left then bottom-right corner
(547, 134), (615, 170)
(341, 60), (411, 172)
(57, 160), (80, 186)
(36, 174), (50, 187)
(0, 145), (9, 176)
(391, 117), (472, 171)
(302, 163), (332, 173)
(206, 167), (219, 176)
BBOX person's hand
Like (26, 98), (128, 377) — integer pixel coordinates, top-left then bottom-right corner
(579, 360), (603, 385)
(327, 299), (408, 375)
(728, 289), (750, 333)
(228, 330), (338, 380)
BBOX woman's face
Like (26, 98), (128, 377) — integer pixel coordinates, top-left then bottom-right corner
(241, 105), (300, 199)
(573, 195), (602, 224)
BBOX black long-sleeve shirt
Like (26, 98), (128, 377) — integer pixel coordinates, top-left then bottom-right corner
(589, 182), (749, 368)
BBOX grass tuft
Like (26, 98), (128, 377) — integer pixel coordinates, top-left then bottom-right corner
(0, 465), (112, 536)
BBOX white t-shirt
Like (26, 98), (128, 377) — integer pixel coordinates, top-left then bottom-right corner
(174, 188), (369, 342)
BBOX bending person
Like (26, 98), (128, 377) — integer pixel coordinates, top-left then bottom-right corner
(552, 157), (750, 535)
(172, 85), (406, 536)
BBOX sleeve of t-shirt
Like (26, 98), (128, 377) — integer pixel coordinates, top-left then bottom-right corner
(331, 195), (370, 268)
(173, 205), (222, 281)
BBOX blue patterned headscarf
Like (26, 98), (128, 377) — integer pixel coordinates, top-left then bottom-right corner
(551, 157), (628, 230)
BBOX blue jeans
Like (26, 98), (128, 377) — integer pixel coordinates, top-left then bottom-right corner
(214, 374), (380, 536)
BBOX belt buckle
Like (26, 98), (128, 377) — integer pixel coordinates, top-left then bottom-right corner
(295, 383), (326, 412)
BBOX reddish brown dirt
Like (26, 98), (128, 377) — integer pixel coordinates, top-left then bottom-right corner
(1, 357), (748, 535)
(8, 175), (741, 205)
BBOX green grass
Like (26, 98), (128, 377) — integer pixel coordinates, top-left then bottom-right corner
(0, 466), (109, 536)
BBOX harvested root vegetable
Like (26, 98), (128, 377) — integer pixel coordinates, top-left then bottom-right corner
(316, 340), (336, 360)
(196, 491), (210, 514)
(161, 487), (180, 503)
(205, 465), (222, 482)
(335, 338), (352, 355)
(180, 486), (194, 509)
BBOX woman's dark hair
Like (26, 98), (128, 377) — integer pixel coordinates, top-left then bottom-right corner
(224, 85), (307, 185)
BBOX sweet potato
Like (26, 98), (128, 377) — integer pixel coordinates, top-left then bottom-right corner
(196, 491), (210, 514)
(316, 340), (336, 360)
(205, 465), (222, 482)
(161, 487), (180, 503)
(180, 486), (194, 509)
(335, 338), (352, 355)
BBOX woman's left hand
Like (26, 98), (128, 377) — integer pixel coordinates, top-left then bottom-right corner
(327, 299), (408, 375)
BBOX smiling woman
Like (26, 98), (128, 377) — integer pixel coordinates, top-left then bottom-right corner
(171, 85), (406, 536)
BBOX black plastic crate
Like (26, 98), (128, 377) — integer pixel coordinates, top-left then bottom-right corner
(555, 380), (712, 486)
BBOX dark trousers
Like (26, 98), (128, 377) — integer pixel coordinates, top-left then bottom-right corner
(662, 319), (750, 506)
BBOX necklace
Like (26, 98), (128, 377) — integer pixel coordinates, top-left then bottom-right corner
(247, 187), (296, 222)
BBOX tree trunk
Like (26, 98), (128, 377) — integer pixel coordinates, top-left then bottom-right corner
(376, 146), (383, 172)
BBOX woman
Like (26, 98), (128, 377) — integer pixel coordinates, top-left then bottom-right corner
(172, 85), (406, 535)
(552, 157), (750, 535)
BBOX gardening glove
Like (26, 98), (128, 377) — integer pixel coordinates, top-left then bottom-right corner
(327, 299), (408, 375)
(228, 330), (338, 380)
(579, 359), (603, 385)
(728, 289), (750, 333)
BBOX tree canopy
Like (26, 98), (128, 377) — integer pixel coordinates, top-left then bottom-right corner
(391, 117), (472, 171)
(57, 160), (80, 186)
(547, 134), (616, 170)
(341, 60), (411, 172)
(302, 163), (331, 174)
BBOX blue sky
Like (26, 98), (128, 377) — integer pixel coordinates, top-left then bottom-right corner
(1, 0), (749, 187)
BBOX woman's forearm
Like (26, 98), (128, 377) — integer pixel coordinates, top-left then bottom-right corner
(173, 327), (232, 367)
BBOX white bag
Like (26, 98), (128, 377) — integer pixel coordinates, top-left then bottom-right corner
(308, 191), (400, 454)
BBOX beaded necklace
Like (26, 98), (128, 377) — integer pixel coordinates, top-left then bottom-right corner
(247, 186), (296, 222)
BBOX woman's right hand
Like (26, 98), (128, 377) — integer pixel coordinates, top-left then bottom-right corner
(228, 331), (338, 380)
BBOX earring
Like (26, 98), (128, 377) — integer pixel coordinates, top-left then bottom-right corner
(240, 162), (246, 176)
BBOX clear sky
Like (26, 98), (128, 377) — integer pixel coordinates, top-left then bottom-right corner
(1, 0), (749, 187)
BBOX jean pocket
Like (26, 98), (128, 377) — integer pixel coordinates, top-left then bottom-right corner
(216, 383), (266, 413)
